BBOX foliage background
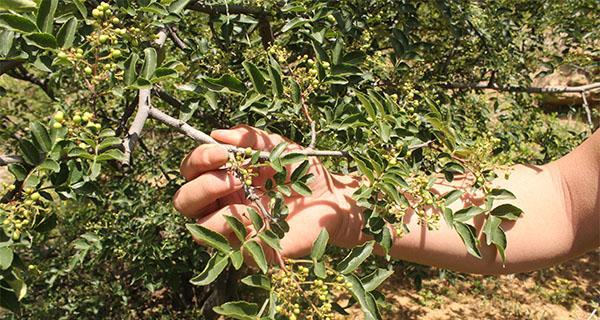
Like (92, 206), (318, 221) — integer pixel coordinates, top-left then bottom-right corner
(0, 0), (598, 318)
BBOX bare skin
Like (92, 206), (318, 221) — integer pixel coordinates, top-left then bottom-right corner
(173, 125), (600, 275)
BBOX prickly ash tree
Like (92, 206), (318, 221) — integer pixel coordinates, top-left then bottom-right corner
(0, 0), (597, 318)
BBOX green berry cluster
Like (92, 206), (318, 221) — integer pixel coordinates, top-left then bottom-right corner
(270, 263), (353, 320)
(0, 187), (49, 241)
(228, 148), (259, 187)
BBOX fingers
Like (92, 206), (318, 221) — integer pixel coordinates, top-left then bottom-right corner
(180, 144), (229, 181)
(173, 170), (242, 217)
(211, 125), (288, 151)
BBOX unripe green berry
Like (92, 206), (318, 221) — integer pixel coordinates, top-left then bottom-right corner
(111, 49), (122, 58)
(245, 179), (252, 186)
(92, 8), (103, 18)
(53, 111), (64, 122)
(30, 192), (41, 201)
(24, 200), (33, 206)
(245, 147), (252, 156)
(12, 230), (20, 240)
(99, 34), (109, 43)
(73, 115), (82, 123)
(77, 48), (84, 54)
(293, 308), (300, 314)
(94, 123), (101, 130)
(111, 17), (120, 24)
(84, 66), (93, 75)
(57, 51), (68, 59)
(28, 264), (35, 270)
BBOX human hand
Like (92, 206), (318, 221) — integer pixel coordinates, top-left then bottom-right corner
(173, 125), (365, 259)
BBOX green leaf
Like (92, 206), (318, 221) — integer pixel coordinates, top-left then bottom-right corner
(224, 215), (247, 242)
(8, 163), (27, 181)
(168, 0), (192, 14)
(313, 260), (326, 278)
(123, 53), (139, 86)
(310, 228), (329, 260)
(201, 74), (246, 93)
(242, 61), (266, 94)
(452, 206), (484, 223)
(241, 274), (270, 290)
(336, 240), (374, 274)
(230, 250), (244, 269)
(281, 17), (309, 33)
(19, 139), (41, 165)
(488, 188), (516, 200)
(344, 274), (381, 320)
(292, 181), (312, 196)
(0, 247), (13, 270)
(140, 47), (157, 79)
(443, 189), (463, 206)
(268, 56), (283, 97)
(56, 17), (77, 48)
(361, 268), (394, 292)
(152, 67), (177, 80)
(243, 240), (268, 274)
(0, 0), (37, 12)
(189, 253), (229, 286)
(290, 79), (301, 104)
(268, 142), (287, 172)
(351, 153), (375, 183)
(453, 222), (481, 258)
(36, 0), (58, 33)
(247, 207), (263, 231)
(96, 149), (126, 162)
(25, 32), (57, 49)
(0, 14), (38, 33)
(30, 121), (51, 152)
(356, 91), (376, 118)
(213, 301), (259, 320)
(280, 152), (306, 166)
(490, 203), (522, 221)
(290, 160), (310, 182)
(258, 230), (282, 251)
(185, 224), (232, 253)
(38, 159), (59, 172)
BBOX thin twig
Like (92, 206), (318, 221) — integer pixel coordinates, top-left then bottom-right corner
(167, 25), (188, 50)
(581, 91), (593, 128)
(7, 66), (54, 99)
(443, 81), (600, 94)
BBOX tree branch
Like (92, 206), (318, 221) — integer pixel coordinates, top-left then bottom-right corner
(581, 91), (593, 128)
(6, 66), (54, 99)
(0, 155), (22, 166)
(442, 81), (600, 94)
(0, 60), (22, 76)
(122, 30), (168, 164)
(167, 25), (188, 50)
(123, 89), (151, 165)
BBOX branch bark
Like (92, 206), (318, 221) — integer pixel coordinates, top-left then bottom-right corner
(0, 155), (22, 166)
(122, 89), (151, 164)
(7, 66), (54, 99)
(442, 81), (600, 94)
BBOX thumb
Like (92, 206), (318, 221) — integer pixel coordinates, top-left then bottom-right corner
(211, 125), (288, 151)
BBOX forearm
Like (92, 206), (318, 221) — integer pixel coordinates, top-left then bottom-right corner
(335, 132), (600, 274)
